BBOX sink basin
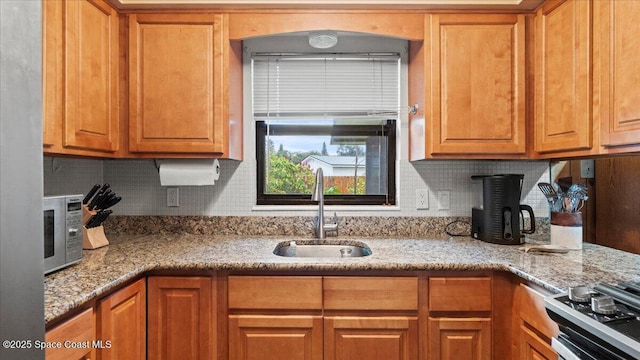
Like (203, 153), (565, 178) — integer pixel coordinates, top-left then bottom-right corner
(273, 240), (372, 258)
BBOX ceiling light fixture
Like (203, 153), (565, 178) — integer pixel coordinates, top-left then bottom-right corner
(308, 31), (338, 49)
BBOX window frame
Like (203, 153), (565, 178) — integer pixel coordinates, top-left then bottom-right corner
(256, 120), (397, 206)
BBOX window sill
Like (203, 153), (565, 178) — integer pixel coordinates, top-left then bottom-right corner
(251, 204), (401, 212)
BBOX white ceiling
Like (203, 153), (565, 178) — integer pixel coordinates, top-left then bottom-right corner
(110, 0), (546, 11)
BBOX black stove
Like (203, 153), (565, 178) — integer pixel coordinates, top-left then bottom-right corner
(545, 282), (640, 360)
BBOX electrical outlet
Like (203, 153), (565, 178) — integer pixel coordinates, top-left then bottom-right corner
(167, 187), (179, 207)
(437, 190), (451, 211)
(580, 159), (595, 178)
(416, 188), (429, 210)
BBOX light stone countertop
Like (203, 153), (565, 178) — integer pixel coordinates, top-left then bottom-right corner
(44, 234), (640, 324)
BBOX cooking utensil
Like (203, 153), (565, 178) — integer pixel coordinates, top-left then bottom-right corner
(102, 196), (121, 210)
(88, 183), (110, 210)
(82, 184), (101, 205)
(538, 182), (556, 206)
(85, 210), (112, 228)
(94, 190), (114, 210)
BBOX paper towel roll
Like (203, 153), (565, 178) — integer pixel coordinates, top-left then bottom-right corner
(159, 159), (221, 186)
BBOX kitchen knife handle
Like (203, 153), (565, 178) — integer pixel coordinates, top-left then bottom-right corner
(103, 196), (121, 210)
(83, 184), (101, 204)
(88, 184), (109, 210)
(94, 190), (113, 210)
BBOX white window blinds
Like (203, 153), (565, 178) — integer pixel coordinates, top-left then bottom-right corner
(252, 55), (400, 120)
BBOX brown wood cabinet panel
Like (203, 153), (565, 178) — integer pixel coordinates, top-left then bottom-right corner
(518, 325), (557, 360)
(595, 156), (640, 254)
(512, 284), (558, 360)
(128, 13), (227, 154)
(229, 315), (323, 360)
(429, 277), (492, 312)
(97, 278), (146, 360)
(324, 316), (418, 360)
(43, 0), (63, 148)
(228, 276), (323, 310)
(428, 317), (491, 360)
(43, 0), (119, 156)
(147, 276), (215, 360)
(513, 284), (559, 340)
(425, 14), (526, 156)
(64, 0), (119, 152)
(45, 308), (96, 360)
(228, 12), (424, 40)
(323, 276), (418, 311)
(535, 0), (593, 154)
(598, 0), (640, 148)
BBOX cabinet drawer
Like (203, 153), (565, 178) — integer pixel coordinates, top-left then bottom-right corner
(228, 276), (323, 310)
(324, 276), (418, 310)
(429, 277), (491, 312)
(45, 308), (95, 360)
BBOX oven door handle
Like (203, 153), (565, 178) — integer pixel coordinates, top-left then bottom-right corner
(552, 336), (582, 360)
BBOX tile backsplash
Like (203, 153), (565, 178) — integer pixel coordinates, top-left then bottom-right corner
(44, 156), (550, 218)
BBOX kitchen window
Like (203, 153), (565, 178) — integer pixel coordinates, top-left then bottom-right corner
(252, 52), (400, 206)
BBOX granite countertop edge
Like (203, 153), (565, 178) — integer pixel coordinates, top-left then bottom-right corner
(44, 234), (640, 324)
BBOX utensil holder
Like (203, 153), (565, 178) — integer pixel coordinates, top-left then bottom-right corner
(82, 206), (109, 250)
(550, 212), (582, 250)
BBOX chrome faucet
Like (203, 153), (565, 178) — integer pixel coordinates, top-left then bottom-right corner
(311, 168), (339, 239)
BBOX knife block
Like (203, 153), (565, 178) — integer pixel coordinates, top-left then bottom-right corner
(82, 206), (109, 250)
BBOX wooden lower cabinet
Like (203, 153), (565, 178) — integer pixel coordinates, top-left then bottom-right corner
(97, 278), (146, 360)
(147, 276), (215, 360)
(324, 316), (418, 360)
(229, 315), (323, 360)
(518, 325), (557, 360)
(45, 308), (96, 360)
(428, 317), (491, 360)
(512, 284), (558, 360)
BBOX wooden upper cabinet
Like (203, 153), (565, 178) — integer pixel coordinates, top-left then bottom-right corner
(419, 14), (526, 157)
(597, 0), (640, 149)
(43, 0), (119, 155)
(535, 0), (593, 154)
(128, 13), (229, 154)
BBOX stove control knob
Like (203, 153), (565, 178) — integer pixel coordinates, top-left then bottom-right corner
(591, 295), (617, 315)
(568, 286), (591, 303)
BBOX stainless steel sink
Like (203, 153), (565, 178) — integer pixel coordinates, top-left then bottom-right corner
(273, 240), (372, 258)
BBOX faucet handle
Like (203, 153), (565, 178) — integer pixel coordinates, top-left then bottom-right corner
(332, 212), (339, 225)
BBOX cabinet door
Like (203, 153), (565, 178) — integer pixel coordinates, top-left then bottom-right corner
(46, 308), (95, 360)
(324, 316), (418, 360)
(512, 284), (559, 360)
(428, 317), (491, 360)
(518, 324), (557, 360)
(43, 0), (119, 155)
(147, 276), (215, 360)
(598, 0), (640, 148)
(64, 0), (119, 152)
(229, 315), (323, 360)
(427, 14), (526, 155)
(129, 14), (227, 153)
(97, 278), (146, 360)
(535, 0), (592, 153)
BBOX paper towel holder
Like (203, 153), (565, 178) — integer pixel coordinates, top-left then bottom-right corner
(157, 159), (221, 186)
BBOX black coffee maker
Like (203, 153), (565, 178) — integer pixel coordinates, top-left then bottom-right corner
(471, 174), (535, 245)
